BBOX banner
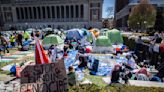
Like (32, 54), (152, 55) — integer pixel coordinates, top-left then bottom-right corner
(20, 59), (68, 92)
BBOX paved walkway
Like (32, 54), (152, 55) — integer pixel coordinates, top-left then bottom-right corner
(129, 80), (164, 88)
(0, 51), (33, 62)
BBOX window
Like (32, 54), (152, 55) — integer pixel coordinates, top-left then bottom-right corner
(42, 7), (45, 19)
(75, 5), (79, 18)
(51, 6), (55, 18)
(61, 6), (64, 18)
(66, 6), (69, 18)
(20, 7), (24, 19)
(80, 5), (84, 18)
(33, 7), (37, 19)
(37, 7), (41, 19)
(71, 5), (74, 18)
(90, 3), (100, 7)
(16, 7), (20, 19)
(47, 6), (50, 18)
(29, 7), (32, 19)
(24, 7), (28, 19)
(56, 6), (60, 18)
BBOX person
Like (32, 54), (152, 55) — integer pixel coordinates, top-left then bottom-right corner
(78, 56), (87, 69)
(17, 32), (23, 46)
(111, 65), (121, 84)
(9, 34), (15, 47)
(48, 45), (57, 62)
(20, 38), (30, 51)
(23, 31), (30, 40)
(67, 66), (76, 86)
(0, 34), (9, 54)
(135, 36), (143, 53)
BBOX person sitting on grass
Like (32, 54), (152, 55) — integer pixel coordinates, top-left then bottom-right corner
(78, 56), (88, 69)
(67, 66), (76, 86)
(19, 38), (30, 51)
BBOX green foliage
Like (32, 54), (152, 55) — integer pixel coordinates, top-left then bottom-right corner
(128, 0), (156, 29)
(69, 84), (164, 92)
(69, 84), (100, 92)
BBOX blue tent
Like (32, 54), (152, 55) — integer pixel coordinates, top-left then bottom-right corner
(66, 29), (83, 40)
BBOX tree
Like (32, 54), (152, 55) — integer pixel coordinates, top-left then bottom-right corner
(106, 7), (114, 18)
(128, 0), (156, 30)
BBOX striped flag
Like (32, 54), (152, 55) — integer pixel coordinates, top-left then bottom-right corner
(35, 38), (51, 64)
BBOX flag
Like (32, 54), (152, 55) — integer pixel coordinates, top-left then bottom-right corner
(35, 39), (51, 64)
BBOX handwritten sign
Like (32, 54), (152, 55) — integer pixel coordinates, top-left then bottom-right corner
(20, 59), (68, 92)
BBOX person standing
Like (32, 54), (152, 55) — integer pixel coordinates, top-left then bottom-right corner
(0, 34), (9, 54)
(9, 34), (15, 47)
(48, 45), (57, 62)
(17, 32), (23, 46)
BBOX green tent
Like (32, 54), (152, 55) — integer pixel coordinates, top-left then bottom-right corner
(100, 28), (110, 32)
(96, 36), (112, 46)
(107, 29), (123, 44)
(42, 34), (64, 45)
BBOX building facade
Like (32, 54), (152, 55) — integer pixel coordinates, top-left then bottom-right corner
(0, 0), (103, 30)
(115, 0), (164, 28)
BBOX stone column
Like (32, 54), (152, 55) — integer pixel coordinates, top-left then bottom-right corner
(12, 6), (17, 22)
(59, 6), (61, 20)
(78, 5), (81, 21)
(69, 5), (71, 20)
(36, 7), (39, 20)
(27, 7), (30, 20)
(49, 6), (52, 19)
(23, 7), (26, 20)
(55, 6), (57, 19)
(40, 6), (43, 20)
(31, 7), (34, 20)
(74, 5), (76, 19)
(45, 6), (48, 19)
(83, 4), (88, 21)
(64, 5), (66, 19)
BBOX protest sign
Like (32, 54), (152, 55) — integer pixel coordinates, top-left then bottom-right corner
(20, 59), (68, 92)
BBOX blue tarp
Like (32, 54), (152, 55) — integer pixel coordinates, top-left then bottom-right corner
(64, 51), (137, 77)
(66, 29), (83, 40)
(10, 65), (16, 73)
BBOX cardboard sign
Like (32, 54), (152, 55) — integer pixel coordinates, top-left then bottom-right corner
(20, 59), (68, 92)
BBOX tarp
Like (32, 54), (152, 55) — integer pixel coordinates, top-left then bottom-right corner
(96, 36), (112, 46)
(66, 29), (83, 40)
(42, 34), (64, 45)
(107, 29), (123, 44)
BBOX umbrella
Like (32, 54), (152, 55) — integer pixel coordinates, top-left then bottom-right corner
(42, 34), (64, 45)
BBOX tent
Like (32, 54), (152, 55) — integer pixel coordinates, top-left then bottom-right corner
(89, 28), (100, 38)
(96, 36), (112, 46)
(107, 29), (123, 44)
(100, 28), (110, 32)
(100, 28), (110, 36)
(42, 34), (64, 46)
(66, 29), (83, 40)
(43, 27), (53, 31)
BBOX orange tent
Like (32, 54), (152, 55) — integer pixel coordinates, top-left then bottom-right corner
(89, 28), (100, 38)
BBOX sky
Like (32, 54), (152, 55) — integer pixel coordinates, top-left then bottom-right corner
(102, 0), (115, 18)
